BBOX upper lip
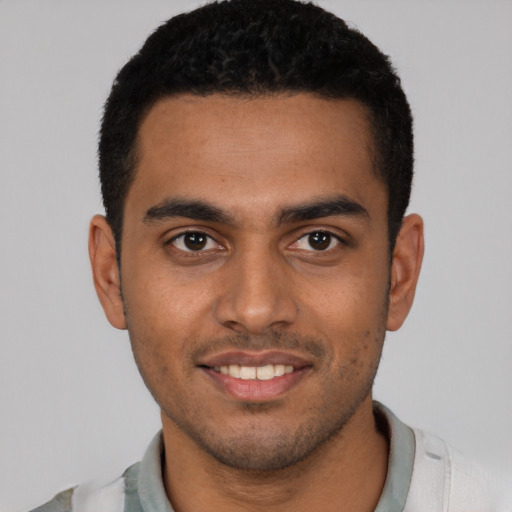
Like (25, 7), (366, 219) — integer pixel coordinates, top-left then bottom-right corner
(198, 350), (313, 369)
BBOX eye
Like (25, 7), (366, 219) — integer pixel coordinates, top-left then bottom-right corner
(293, 231), (341, 251)
(169, 232), (220, 252)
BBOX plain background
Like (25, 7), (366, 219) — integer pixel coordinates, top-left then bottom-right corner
(1, 1), (511, 510)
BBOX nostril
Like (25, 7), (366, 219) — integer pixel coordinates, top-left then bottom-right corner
(221, 319), (249, 333)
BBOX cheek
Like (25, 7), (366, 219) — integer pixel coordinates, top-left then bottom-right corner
(300, 264), (389, 362)
(345, 325), (385, 370)
(303, 269), (389, 329)
(123, 253), (207, 320)
(122, 265), (216, 364)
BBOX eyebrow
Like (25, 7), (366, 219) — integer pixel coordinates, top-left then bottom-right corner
(276, 195), (369, 225)
(143, 198), (233, 225)
(142, 194), (369, 227)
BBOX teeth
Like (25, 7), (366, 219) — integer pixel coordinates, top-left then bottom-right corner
(229, 364), (240, 378)
(240, 366), (257, 380)
(274, 364), (285, 377)
(256, 365), (274, 380)
(215, 364), (295, 380)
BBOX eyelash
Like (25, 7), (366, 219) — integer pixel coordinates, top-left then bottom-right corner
(166, 229), (347, 254)
(167, 231), (223, 253)
(292, 231), (346, 252)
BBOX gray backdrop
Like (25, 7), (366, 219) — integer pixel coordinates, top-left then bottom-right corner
(1, 1), (511, 511)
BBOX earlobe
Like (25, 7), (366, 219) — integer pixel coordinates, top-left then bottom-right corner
(386, 214), (424, 332)
(88, 215), (127, 330)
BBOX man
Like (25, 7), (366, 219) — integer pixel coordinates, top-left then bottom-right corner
(32, 0), (511, 511)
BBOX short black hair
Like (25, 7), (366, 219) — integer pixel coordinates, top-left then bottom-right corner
(99, 0), (413, 255)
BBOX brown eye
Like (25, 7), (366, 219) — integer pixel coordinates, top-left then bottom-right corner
(308, 231), (333, 250)
(183, 232), (207, 251)
(291, 231), (341, 252)
(170, 232), (218, 252)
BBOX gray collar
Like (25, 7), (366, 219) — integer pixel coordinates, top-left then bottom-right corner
(133, 402), (415, 512)
(373, 401), (415, 512)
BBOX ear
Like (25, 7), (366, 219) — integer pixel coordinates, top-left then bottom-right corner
(386, 214), (424, 331)
(88, 215), (127, 330)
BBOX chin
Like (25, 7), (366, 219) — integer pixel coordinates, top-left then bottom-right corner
(169, 408), (353, 472)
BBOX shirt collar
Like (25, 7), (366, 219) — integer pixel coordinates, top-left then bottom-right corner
(136, 401), (415, 512)
(373, 401), (415, 512)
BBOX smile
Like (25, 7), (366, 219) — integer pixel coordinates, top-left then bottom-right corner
(212, 364), (295, 380)
(198, 351), (314, 401)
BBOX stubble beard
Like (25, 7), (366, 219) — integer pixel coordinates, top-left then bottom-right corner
(130, 328), (386, 473)
(164, 375), (378, 473)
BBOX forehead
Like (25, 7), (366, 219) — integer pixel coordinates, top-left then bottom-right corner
(127, 93), (385, 223)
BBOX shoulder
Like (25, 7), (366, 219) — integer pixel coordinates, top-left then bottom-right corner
(406, 428), (512, 512)
(29, 487), (75, 512)
(27, 432), (164, 512)
(27, 463), (140, 512)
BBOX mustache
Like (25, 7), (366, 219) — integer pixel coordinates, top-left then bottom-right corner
(189, 330), (328, 362)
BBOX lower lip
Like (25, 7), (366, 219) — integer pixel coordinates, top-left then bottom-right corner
(201, 367), (311, 402)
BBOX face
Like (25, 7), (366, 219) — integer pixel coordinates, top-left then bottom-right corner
(96, 94), (406, 471)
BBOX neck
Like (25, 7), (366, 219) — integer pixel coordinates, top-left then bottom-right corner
(161, 397), (389, 512)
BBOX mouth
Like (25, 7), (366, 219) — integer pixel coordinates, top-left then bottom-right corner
(211, 363), (295, 380)
(198, 352), (313, 402)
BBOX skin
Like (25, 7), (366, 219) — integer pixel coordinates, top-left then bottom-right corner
(89, 94), (424, 512)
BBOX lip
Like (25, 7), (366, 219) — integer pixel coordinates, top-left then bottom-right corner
(198, 350), (312, 369)
(201, 366), (311, 402)
(198, 350), (313, 402)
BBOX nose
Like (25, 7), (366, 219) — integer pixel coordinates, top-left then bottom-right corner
(214, 246), (298, 335)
